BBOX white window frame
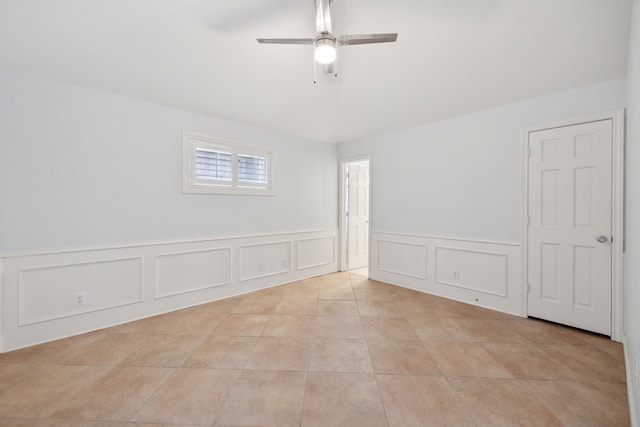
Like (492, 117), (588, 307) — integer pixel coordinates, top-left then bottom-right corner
(182, 132), (275, 195)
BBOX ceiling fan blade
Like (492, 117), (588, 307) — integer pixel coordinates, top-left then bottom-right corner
(257, 38), (314, 45)
(338, 33), (398, 45)
(315, 0), (332, 33)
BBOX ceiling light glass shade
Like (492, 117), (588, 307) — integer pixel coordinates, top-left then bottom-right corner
(314, 38), (337, 64)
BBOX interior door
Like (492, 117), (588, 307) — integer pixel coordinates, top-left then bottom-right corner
(527, 119), (613, 335)
(347, 163), (369, 270)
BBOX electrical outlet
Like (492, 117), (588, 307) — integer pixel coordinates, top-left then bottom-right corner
(259, 261), (268, 273)
(451, 268), (459, 280)
(283, 258), (290, 268)
(74, 292), (86, 306)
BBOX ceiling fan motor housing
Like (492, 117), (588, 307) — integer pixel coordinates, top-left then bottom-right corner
(314, 32), (337, 64)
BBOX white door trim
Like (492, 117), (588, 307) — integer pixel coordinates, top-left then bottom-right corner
(521, 109), (625, 341)
(339, 155), (372, 272)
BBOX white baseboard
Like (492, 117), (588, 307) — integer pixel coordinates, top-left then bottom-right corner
(0, 229), (338, 352)
(623, 335), (639, 427)
(370, 231), (523, 316)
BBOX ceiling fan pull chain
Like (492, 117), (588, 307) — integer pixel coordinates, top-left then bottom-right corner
(313, 56), (318, 84)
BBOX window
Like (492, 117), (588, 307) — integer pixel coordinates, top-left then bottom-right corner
(183, 132), (274, 195)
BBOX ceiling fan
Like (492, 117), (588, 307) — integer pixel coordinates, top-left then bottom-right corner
(257, 0), (397, 76)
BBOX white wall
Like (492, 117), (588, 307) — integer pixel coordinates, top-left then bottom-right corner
(624, 0), (640, 424)
(338, 79), (626, 318)
(0, 70), (339, 351)
(339, 79), (626, 242)
(0, 70), (338, 254)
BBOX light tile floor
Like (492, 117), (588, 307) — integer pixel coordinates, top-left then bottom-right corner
(0, 271), (630, 426)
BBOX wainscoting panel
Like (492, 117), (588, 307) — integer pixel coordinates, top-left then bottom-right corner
(0, 229), (338, 352)
(377, 240), (428, 279)
(296, 236), (336, 269)
(155, 248), (232, 298)
(239, 241), (292, 281)
(371, 231), (522, 316)
(20, 257), (143, 325)
(434, 247), (508, 297)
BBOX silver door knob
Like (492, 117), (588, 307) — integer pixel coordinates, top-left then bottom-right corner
(596, 235), (608, 243)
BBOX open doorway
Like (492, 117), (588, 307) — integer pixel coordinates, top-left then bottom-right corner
(340, 157), (370, 275)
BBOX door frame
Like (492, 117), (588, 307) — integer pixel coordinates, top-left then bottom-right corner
(339, 155), (372, 272)
(521, 109), (625, 341)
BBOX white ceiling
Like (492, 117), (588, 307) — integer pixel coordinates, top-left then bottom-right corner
(0, 0), (632, 143)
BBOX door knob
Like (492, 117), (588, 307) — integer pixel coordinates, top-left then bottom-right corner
(596, 235), (608, 243)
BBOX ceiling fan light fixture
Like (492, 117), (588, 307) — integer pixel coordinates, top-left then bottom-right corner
(314, 36), (337, 64)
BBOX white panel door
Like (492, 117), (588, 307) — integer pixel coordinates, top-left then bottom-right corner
(527, 119), (612, 335)
(347, 163), (369, 270)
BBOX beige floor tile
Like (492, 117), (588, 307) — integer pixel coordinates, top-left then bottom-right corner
(189, 298), (241, 314)
(0, 272), (631, 426)
(449, 377), (562, 426)
(317, 273), (352, 288)
(283, 287), (320, 300)
(57, 333), (147, 366)
(348, 275), (374, 288)
(285, 278), (321, 288)
(596, 339), (627, 362)
(513, 318), (593, 345)
(525, 379), (631, 426)
(439, 300), (507, 320)
(0, 364), (109, 418)
(309, 338), (373, 373)
(118, 334), (203, 367)
(132, 368), (241, 425)
(361, 317), (419, 340)
(407, 316), (474, 341)
(244, 337), (311, 371)
(350, 278), (388, 289)
(41, 422), (203, 427)
(0, 331), (105, 364)
(110, 314), (173, 335)
(183, 335), (258, 369)
(377, 374), (474, 426)
(216, 370), (307, 427)
(455, 318), (532, 343)
(317, 288), (355, 300)
(316, 300), (359, 316)
(274, 298), (318, 315)
(395, 300), (449, 317)
(51, 366), (172, 421)
(302, 372), (387, 427)
(594, 381), (629, 405)
(541, 344), (627, 383)
(113, 312), (226, 336)
(0, 419), (54, 427)
(348, 267), (369, 279)
(481, 342), (588, 381)
(318, 280), (354, 290)
(231, 298), (279, 314)
(211, 314), (271, 336)
(367, 339), (441, 375)
(389, 287), (442, 303)
(357, 300), (402, 317)
(354, 288), (393, 301)
(262, 315), (316, 337)
(164, 312), (227, 335)
(0, 363), (41, 394)
(426, 341), (512, 378)
(314, 315), (364, 338)
(248, 286), (286, 299)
